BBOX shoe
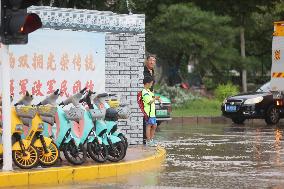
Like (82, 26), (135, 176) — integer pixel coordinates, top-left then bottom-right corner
(152, 139), (158, 146)
(149, 139), (157, 147)
(145, 140), (151, 147)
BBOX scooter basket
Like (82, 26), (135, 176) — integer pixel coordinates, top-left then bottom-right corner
(115, 105), (130, 119)
(108, 99), (120, 108)
(15, 106), (36, 119)
(105, 108), (118, 121)
(37, 106), (57, 117)
(64, 107), (84, 123)
(89, 109), (104, 121)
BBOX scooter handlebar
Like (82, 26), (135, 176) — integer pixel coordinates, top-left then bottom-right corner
(97, 93), (108, 98)
(61, 88), (86, 106)
(108, 93), (117, 97)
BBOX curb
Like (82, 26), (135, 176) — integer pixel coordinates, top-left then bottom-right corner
(0, 147), (166, 188)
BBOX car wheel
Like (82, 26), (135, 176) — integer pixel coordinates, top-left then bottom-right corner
(232, 117), (245, 124)
(265, 105), (280, 125)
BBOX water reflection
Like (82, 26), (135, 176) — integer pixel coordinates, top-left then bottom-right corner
(27, 124), (284, 189)
(274, 128), (282, 166)
(156, 124), (284, 188)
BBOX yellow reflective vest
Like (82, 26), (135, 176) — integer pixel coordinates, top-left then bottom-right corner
(142, 88), (155, 117)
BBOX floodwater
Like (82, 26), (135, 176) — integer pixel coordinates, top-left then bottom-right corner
(30, 123), (284, 189)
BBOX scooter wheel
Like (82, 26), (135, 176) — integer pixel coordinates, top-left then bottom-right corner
(87, 141), (108, 163)
(118, 134), (128, 150)
(118, 135), (128, 159)
(12, 145), (39, 169)
(37, 141), (59, 166)
(107, 141), (125, 162)
(63, 142), (86, 165)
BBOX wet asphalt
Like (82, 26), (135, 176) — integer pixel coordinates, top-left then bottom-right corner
(26, 122), (284, 189)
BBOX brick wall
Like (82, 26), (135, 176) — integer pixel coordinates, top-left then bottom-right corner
(105, 33), (145, 145)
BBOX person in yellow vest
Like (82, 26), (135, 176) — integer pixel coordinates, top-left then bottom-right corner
(142, 76), (160, 147)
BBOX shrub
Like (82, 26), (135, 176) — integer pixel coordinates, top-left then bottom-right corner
(214, 83), (239, 102)
(156, 84), (200, 108)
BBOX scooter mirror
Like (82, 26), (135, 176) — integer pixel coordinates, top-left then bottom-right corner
(79, 90), (91, 103)
(54, 89), (60, 95)
(80, 87), (87, 94)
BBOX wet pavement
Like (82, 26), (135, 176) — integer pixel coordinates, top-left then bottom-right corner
(24, 123), (284, 188)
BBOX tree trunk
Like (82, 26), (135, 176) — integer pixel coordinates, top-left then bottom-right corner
(240, 26), (247, 92)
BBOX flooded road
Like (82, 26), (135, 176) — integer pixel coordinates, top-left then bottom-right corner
(31, 123), (284, 189)
(156, 124), (284, 189)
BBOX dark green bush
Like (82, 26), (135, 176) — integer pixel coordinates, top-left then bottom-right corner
(203, 77), (218, 91)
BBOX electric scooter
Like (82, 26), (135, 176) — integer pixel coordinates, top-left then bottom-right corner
(39, 89), (87, 165)
(94, 93), (128, 150)
(15, 92), (59, 167)
(80, 90), (126, 162)
(0, 98), (39, 169)
(78, 90), (110, 163)
(56, 88), (87, 165)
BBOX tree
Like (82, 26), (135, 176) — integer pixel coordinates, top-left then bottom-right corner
(147, 3), (239, 85)
(192, 0), (281, 92)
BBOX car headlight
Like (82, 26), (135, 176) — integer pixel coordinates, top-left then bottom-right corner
(244, 96), (263, 105)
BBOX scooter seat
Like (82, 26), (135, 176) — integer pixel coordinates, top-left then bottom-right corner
(105, 108), (118, 121)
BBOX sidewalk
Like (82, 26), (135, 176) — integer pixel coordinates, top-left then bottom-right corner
(0, 146), (166, 188)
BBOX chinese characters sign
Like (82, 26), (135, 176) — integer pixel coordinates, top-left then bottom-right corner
(0, 29), (105, 103)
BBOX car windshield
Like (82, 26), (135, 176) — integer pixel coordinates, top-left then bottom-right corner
(256, 82), (271, 92)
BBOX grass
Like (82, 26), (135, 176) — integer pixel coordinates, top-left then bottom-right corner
(172, 98), (222, 117)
